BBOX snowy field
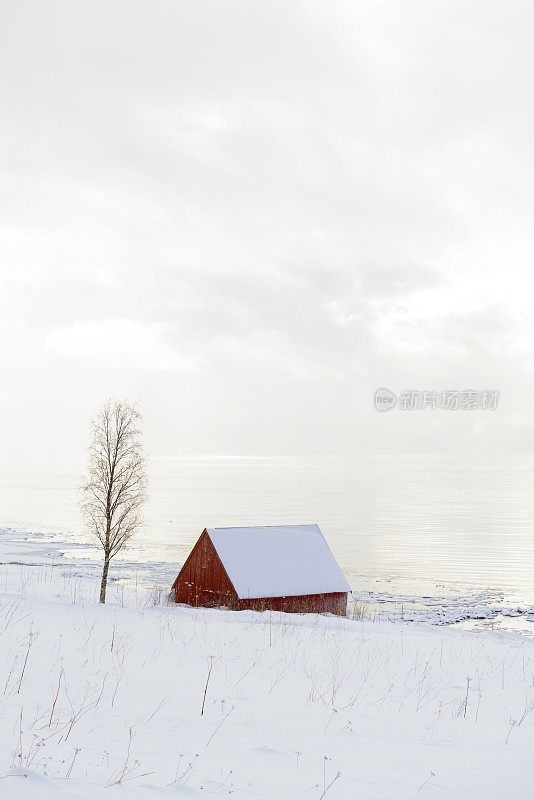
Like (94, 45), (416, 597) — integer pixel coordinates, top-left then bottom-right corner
(0, 563), (534, 799)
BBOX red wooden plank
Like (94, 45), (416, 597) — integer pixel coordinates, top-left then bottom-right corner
(173, 529), (238, 607)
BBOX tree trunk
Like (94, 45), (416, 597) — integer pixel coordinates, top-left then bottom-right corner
(100, 555), (110, 603)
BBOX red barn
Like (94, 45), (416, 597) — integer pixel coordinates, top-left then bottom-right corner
(171, 524), (350, 615)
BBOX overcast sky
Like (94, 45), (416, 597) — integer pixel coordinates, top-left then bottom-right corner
(1, 0), (534, 464)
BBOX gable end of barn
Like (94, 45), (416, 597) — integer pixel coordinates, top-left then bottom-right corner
(172, 529), (238, 607)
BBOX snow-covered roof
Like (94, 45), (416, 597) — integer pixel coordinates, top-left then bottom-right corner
(206, 524), (350, 600)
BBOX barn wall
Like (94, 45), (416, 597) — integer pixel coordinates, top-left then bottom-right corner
(234, 592), (348, 616)
(172, 529), (238, 607)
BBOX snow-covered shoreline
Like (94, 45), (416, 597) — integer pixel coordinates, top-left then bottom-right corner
(3, 524), (534, 635)
(1, 556), (534, 799)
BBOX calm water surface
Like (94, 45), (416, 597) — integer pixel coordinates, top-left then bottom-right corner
(1, 455), (534, 614)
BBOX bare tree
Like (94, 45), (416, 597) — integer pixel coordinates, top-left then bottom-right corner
(81, 400), (148, 603)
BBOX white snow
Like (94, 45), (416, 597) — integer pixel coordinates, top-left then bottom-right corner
(1, 556), (534, 798)
(206, 524), (351, 599)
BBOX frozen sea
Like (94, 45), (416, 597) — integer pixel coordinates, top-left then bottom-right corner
(1, 454), (534, 632)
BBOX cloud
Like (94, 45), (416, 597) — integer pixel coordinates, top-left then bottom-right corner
(359, 263), (446, 299)
(1, 0), (534, 456)
(46, 319), (195, 371)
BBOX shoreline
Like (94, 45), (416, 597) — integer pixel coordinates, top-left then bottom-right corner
(2, 524), (534, 637)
